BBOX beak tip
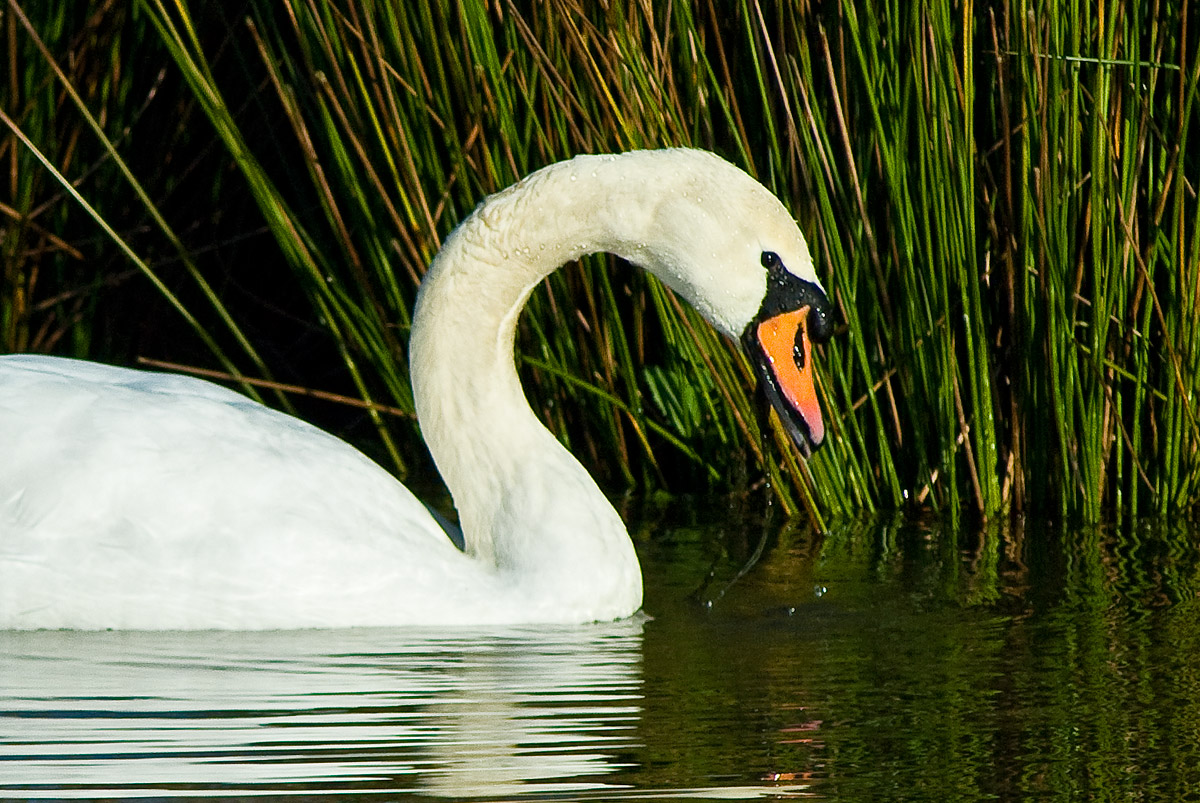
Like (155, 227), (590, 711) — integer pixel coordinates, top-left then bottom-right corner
(789, 412), (824, 459)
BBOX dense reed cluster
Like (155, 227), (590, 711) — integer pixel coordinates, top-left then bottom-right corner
(3, 0), (1197, 525)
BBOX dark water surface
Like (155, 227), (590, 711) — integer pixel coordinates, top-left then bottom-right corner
(3, 505), (1199, 801)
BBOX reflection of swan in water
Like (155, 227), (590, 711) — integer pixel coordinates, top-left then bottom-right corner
(0, 623), (809, 798)
(414, 628), (645, 797)
(0, 624), (645, 796)
(0, 624), (811, 796)
(0, 149), (831, 629)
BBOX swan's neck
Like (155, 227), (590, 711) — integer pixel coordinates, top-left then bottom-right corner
(410, 155), (670, 614)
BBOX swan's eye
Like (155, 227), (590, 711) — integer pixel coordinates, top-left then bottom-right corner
(760, 251), (779, 268)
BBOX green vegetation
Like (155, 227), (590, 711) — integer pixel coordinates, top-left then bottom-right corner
(2, 1), (1197, 525)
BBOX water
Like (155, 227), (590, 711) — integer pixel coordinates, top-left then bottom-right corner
(3, 506), (1200, 801)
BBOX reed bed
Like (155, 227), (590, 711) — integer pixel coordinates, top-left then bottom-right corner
(4, 0), (1197, 525)
(1, 1), (146, 357)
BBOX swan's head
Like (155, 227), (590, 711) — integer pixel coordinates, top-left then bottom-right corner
(416, 148), (833, 458)
(600, 149), (834, 455)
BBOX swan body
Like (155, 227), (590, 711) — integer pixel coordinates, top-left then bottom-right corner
(0, 149), (830, 629)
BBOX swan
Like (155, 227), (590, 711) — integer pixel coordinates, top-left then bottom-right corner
(0, 149), (832, 630)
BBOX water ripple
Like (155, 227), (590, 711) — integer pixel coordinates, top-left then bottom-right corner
(0, 623), (658, 799)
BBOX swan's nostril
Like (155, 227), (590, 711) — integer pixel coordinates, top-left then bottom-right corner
(792, 319), (807, 369)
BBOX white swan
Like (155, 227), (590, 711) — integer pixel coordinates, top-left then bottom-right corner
(0, 149), (831, 630)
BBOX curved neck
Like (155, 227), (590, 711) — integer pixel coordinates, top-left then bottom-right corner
(407, 149), (802, 618)
(409, 155), (658, 608)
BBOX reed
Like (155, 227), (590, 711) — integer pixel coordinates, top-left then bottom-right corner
(142, 0), (818, 513)
(1, 2), (143, 357)
(1, 1), (277, 398)
(5, 0), (1198, 524)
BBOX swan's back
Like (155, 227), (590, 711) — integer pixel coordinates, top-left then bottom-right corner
(0, 356), (478, 629)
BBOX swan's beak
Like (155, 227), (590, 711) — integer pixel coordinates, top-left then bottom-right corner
(743, 277), (832, 457)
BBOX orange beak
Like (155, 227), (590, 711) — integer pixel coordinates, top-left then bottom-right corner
(752, 306), (824, 453)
